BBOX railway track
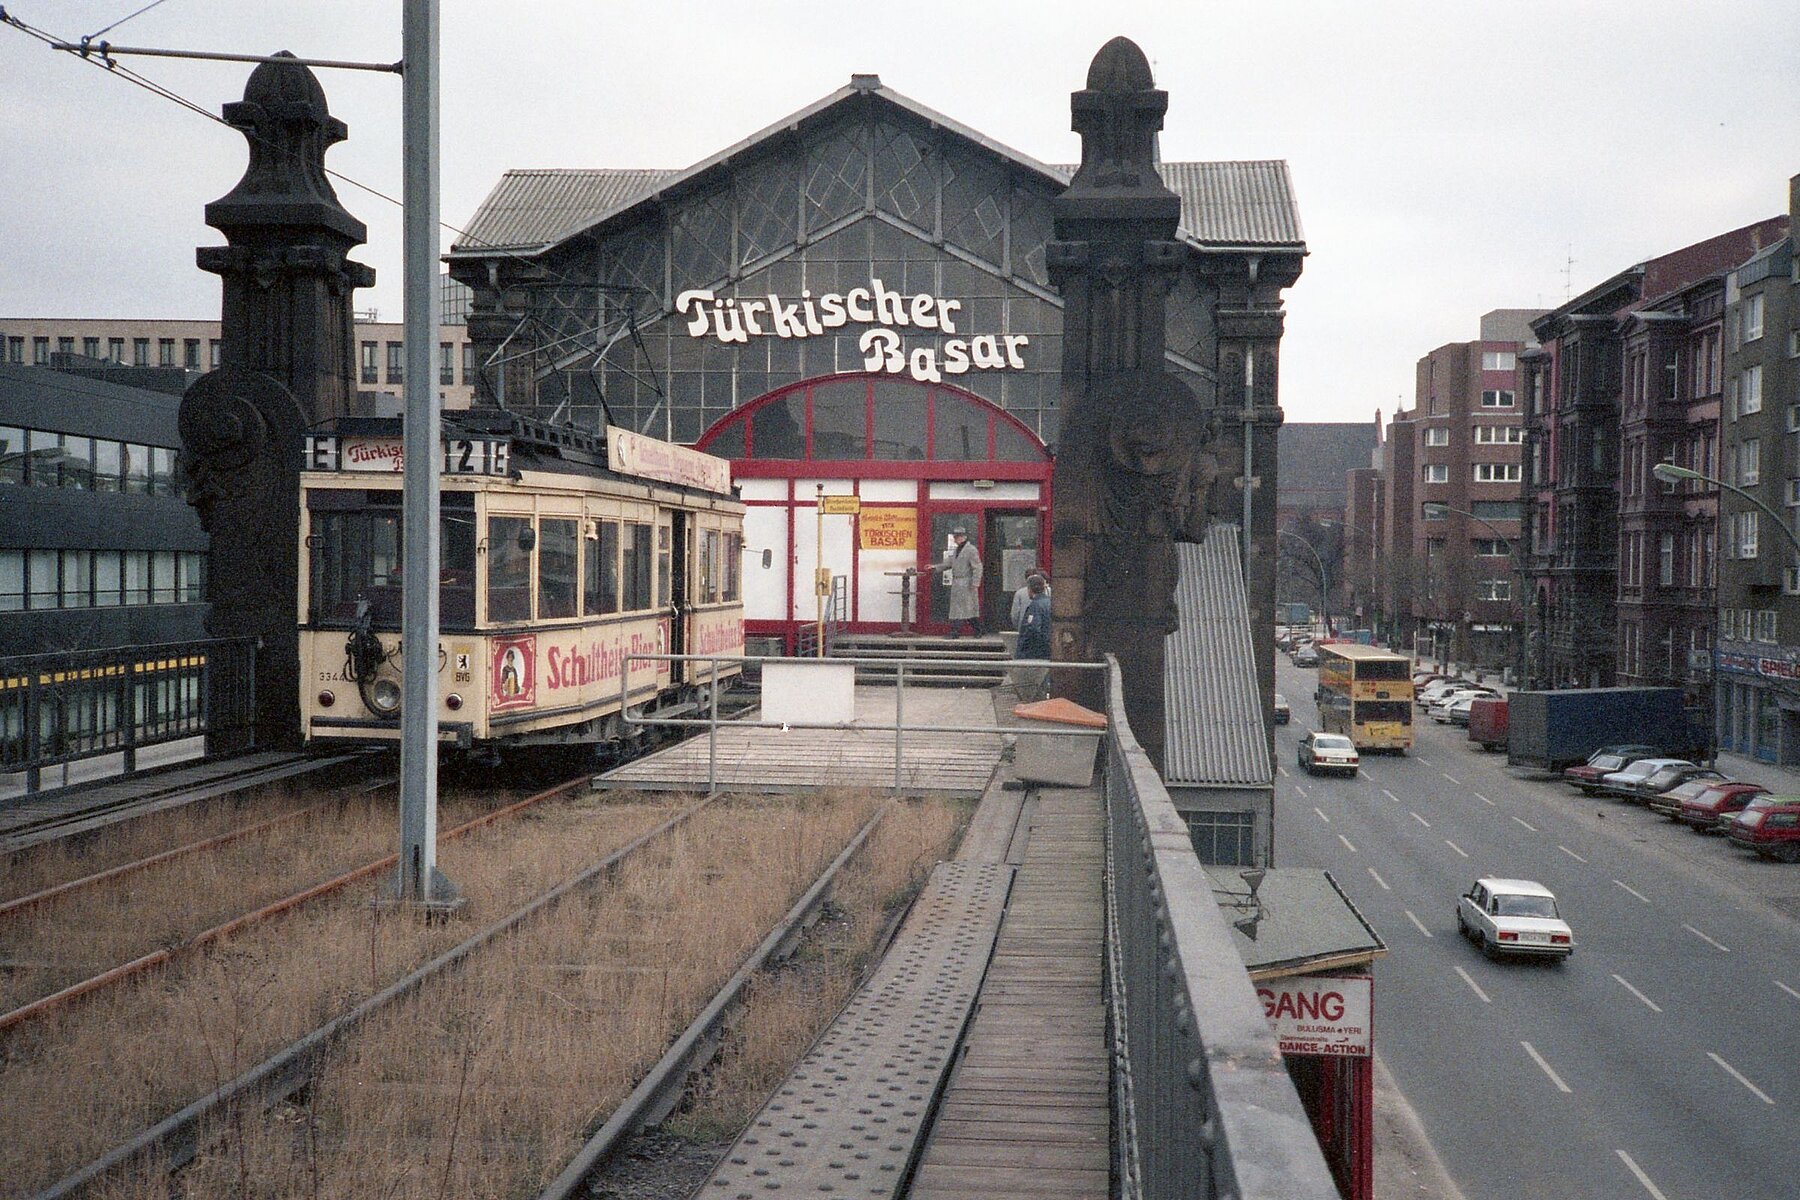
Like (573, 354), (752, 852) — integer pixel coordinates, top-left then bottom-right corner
(24, 792), (915, 1200)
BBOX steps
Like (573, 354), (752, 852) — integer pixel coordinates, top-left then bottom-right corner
(830, 633), (1010, 687)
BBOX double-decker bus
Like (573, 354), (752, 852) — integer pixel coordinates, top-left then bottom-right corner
(1315, 643), (1414, 752)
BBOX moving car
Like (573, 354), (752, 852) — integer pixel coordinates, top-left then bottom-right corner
(1298, 731), (1360, 776)
(1456, 878), (1574, 960)
(1562, 745), (1664, 793)
(1726, 799), (1800, 862)
(1679, 782), (1769, 833)
(1598, 758), (1698, 804)
(1273, 693), (1291, 724)
(1645, 771), (1730, 818)
(1292, 645), (1320, 667)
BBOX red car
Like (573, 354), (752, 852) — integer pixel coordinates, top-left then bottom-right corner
(1562, 745), (1662, 793)
(1679, 782), (1769, 833)
(1726, 798), (1800, 862)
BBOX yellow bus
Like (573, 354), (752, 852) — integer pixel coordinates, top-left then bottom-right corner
(1315, 643), (1414, 752)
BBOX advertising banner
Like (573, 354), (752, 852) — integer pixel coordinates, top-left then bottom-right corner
(1256, 975), (1372, 1057)
(859, 507), (916, 551)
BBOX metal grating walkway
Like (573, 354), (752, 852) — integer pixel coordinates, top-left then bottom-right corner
(697, 860), (1013, 1199)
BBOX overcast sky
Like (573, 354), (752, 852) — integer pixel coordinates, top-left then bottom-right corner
(4, 1), (1797, 425)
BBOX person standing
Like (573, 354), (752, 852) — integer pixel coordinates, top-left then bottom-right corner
(929, 526), (983, 637)
(1012, 575), (1052, 700)
(1011, 569), (1051, 630)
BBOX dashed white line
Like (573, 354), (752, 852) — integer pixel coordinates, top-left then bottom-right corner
(1613, 879), (1651, 904)
(1416, 757), (1433, 766)
(1314, 806), (1331, 823)
(1611, 974), (1662, 1013)
(1559, 845), (1588, 863)
(1473, 791), (1495, 806)
(1708, 1052), (1774, 1104)
(1521, 1041), (1573, 1093)
(1277, 764), (1290, 778)
(1778, 980), (1800, 1002)
(1403, 910), (1433, 939)
(1367, 866), (1391, 890)
(1410, 811), (1431, 828)
(1452, 965), (1489, 1002)
(1444, 839), (1469, 858)
(1510, 814), (1538, 832)
(1616, 1150), (1671, 1200)
(1685, 924), (1731, 953)
(1338, 834), (1358, 853)
(1442, 772), (1463, 785)
(1382, 788), (1402, 803)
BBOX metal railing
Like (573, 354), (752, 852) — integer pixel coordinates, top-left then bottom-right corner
(0, 638), (257, 793)
(1101, 656), (1341, 1200)
(792, 574), (849, 659)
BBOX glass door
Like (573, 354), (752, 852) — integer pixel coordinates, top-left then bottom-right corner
(921, 510), (978, 631)
(984, 510), (1041, 631)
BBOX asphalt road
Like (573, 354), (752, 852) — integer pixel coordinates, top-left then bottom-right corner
(1273, 661), (1800, 1200)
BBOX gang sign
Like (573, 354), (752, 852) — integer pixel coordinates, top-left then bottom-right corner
(491, 636), (536, 711)
(1256, 975), (1372, 1057)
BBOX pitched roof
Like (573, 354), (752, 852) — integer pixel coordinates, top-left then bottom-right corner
(451, 80), (1304, 258)
(1163, 525), (1272, 789)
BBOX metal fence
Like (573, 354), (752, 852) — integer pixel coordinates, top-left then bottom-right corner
(0, 638), (257, 793)
(1101, 656), (1342, 1200)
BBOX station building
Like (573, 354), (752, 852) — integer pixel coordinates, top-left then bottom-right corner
(449, 74), (1305, 651)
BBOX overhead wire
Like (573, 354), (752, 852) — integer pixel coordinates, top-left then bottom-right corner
(83, 0), (172, 41)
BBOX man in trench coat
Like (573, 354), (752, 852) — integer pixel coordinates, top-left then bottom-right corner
(929, 526), (983, 637)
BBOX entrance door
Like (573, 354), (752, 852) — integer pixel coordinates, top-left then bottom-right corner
(984, 509), (1041, 631)
(922, 510), (978, 631)
(668, 512), (688, 684)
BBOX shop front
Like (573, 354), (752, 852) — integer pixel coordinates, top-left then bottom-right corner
(696, 373), (1052, 650)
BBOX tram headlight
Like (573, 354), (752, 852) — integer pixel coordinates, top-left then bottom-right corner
(367, 677), (402, 716)
(445, 692), (463, 711)
(317, 690), (336, 708)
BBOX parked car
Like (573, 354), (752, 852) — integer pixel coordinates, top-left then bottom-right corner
(1646, 771), (1731, 818)
(1456, 878), (1574, 961)
(1726, 799), (1800, 862)
(1597, 758), (1696, 803)
(1273, 693), (1291, 724)
(1442, 694), (1484, 727)
(1418, 678), (1472, 708)
(1431, 688), (1496, 723)
(1679, 782), (1769, 833)
(1563, 745), (1664, 793)
(1292, 645), (1320, 667)
(1412, 670), (1446, 687)
(1467, 697), (1508, 751)
(1299, 731), (1360, 776)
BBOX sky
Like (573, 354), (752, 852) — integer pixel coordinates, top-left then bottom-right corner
(3, 1), (1798, 425)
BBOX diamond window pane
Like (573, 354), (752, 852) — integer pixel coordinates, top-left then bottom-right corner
(738, 155), (800, 267)
(873, 122), (934, 229)
(602, 222), (666, 318)
(671, 188), (733, 293)
(942, 146), (1006, 266)
(805, 124), (868, 232)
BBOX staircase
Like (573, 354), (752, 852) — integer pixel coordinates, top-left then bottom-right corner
(830, 633), (1010, 687)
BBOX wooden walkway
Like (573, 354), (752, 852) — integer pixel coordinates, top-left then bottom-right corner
(594, 687), (1003, 796)
(908, 783), (1110, 1199)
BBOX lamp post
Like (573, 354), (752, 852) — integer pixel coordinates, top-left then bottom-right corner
(1422, 502), (1524, 685)
(1277, 529), (1330, 636)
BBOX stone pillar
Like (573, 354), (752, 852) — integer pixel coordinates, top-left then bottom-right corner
(179, 52), (374, 749)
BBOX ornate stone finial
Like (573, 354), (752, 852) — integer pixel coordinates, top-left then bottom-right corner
(204, 50), (366, 242)
(1063, 35), (1178, 212)
(1085, 35), (1154, 90)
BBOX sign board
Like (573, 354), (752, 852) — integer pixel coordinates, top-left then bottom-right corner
(859, 507), (916, 551)
(607, 426), (732, 494)
(303, 435), (510, 476)
(1256, 975), (1371, 1057)
(820, 495), (862, 516)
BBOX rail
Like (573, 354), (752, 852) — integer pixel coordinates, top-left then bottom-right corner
(792, 573), (848, 658)
(0, 638), (257, 794)
(1101, 655), (1341, 1200)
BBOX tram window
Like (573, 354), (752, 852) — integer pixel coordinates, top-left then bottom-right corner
(487, 516), (533, 623)
(724, 533), (742, 602)
(539, 519), (579, 619)
(622, 522), (653, 610)
(700, 530), (721, 603)
(585, 520), (619, 615)
(657, 523), (672, 608)
(309, 508), (402, 623)
(441, 503), (476, 627)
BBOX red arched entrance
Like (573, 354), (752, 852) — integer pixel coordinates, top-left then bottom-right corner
(696, 373), (1053, 652)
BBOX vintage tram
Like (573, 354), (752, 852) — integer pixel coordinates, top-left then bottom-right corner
(297, 411), (745, 759)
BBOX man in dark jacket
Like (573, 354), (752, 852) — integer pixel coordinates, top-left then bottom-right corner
(1012, 576), (1052, 699)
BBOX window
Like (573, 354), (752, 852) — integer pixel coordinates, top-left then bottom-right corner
(1789, 329), (1800, 358)
(1739, 438), (1761, 486)
(1473, 539), (1509, 557)
(1480, 389), (1515, 408)
(1470, 501), (1523, 521)
(94, 550), (121, 607)
(462, 343), (474, 383)
(150, 551), (177, 604)
(537, 518), (580, 619)
(1475, 579), (1512, 601)
(28, 549), (57, 608)
(1743, 293), (1765, 342)
(1424, 427), (1449, 447)
(176, 552), (206, 603)
(108, 337), (124, 363)
(132, 338), (149, 367)
(1788, 405), (1800, 433)
(700, 529), (721, 603)
(33, 336), (50, 365)
(1473, 462), (1521, 483)
(1741, 364), (1763, 415)
(724, 532), (742, 602)
(60, 550), (92, 608)
(209, 339), (222, 369)
(157, 338), (175, 367)
(385, 341), (403, 384)
(1757, 609), (1778, 643)
(5, 336), (22, 363)
(1481, 351), (1517, 371)
(57, 336), (75, 357)
(1184, 810), (1257, 867)
(656, 523), (671, 607)
(584, 520), (620, 615)
(1733, 510), (1760, 559)
(82, 336), (100, 359)
(60, 436), (94, 489)
(1659, 533), (1675, 586)
(485, 515), (533, 623)
(182, 339), (200, 368)
(1788, 479), (1800, 507)
(1, 549), (25, 611)
(360, 341), (378, 384)
(439, 341), (455, 386)
(622, 522), (654, 610)
(123, 550), (150, 605)
(149, 447), (177, 496)
(1474, 425), (1523, 444)
(1423, 464), (1449, 483)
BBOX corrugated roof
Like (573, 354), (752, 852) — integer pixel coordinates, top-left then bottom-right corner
(1204, 866), (1386, 979)
(451, 82), (1303, 257)
(1163, 525), (1273, 788)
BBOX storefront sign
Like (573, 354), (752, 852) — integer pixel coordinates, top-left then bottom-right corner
(675, 279), (1028, 385)
(1256, 976), (1371, 1057)
(820, 495), (862, 516)
(1716, 649), (1800, 680)
(859, 507), (916, 550)
(608, 427), (732, 494)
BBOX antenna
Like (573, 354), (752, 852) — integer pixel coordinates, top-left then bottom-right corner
(1562, 242), (1577, 301)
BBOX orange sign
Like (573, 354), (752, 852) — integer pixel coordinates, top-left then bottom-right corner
(859, 507), (916, 550)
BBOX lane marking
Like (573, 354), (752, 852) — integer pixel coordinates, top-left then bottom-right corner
(1314, 806), (1331, 824)
(1473, 791), (1495, 806)
(1684, 924), (1730, 953)
(1778, 980), (1800, 1002)
(1521, 1041), (1573, 1093)
(1410, 811), (1431, 827)
(1511, 814), (1538, 832)
(1559, 845), (1588, 863)
(1382, 788), (1402, 804)
(1338, 834), (1358, 853)
(1616, 1151), (1671, 1200)
(1277, 764), (1290, 778)
(1444, 839), (1469, 858)
(1611, 974), (1662, 1013)
(1613, 879), (1651, 904)
(1403, 910), (1433, 939)
(1416, 757), (1433, 766)
(1708, 1052), (1774, 1104)
(1367, 866), (1391, 890)
(1294, 783), (1309, 797)
(1452, 965), (1490, 1002)
(1442, 772), (1463, 785)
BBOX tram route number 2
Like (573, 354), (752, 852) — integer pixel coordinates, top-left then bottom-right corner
(304, 435), (511, 477)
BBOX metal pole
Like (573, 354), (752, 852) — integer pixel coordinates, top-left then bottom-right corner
(393, 0), (456, 909)
(707, 663), (719, 797)
(894, 660), (906, 796)
(814, 484), (825, 658)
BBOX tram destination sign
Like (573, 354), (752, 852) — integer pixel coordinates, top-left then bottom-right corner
(607, 426), (732, 494)
(303, 435), (511, 476)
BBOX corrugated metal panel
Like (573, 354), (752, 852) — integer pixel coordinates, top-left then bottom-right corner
(1163, 526), (1273, 787)
(453, 168), (674, 254)
(1045, 160), (1304, 248)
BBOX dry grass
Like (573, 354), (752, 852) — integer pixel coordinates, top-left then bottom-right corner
(0, 788), (680, 1200)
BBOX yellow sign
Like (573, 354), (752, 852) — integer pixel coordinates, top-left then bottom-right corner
(859, 506), (917, 551)
(821, 495), (862, 515)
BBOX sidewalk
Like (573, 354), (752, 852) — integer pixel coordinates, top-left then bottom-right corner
(1712, 748), (1800, 796)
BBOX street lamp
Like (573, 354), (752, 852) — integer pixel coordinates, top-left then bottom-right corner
(1652, 461), (1800, 559)
(1422, 501), (1525, 685)
(1277, 529), (1330, 635)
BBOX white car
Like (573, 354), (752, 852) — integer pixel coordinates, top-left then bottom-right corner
(1597, 757), (1693, 800)
(1457, 878), (1574, 961)
(1298, 731), (1360, 776)
(1430, 688), (1496, 722)
(1417, 678), (1471, 708)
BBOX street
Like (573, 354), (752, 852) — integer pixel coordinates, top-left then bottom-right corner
(1274, 661), (1800, 1200)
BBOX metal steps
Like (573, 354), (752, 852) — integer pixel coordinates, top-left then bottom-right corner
(830, 634), (1010, 686)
